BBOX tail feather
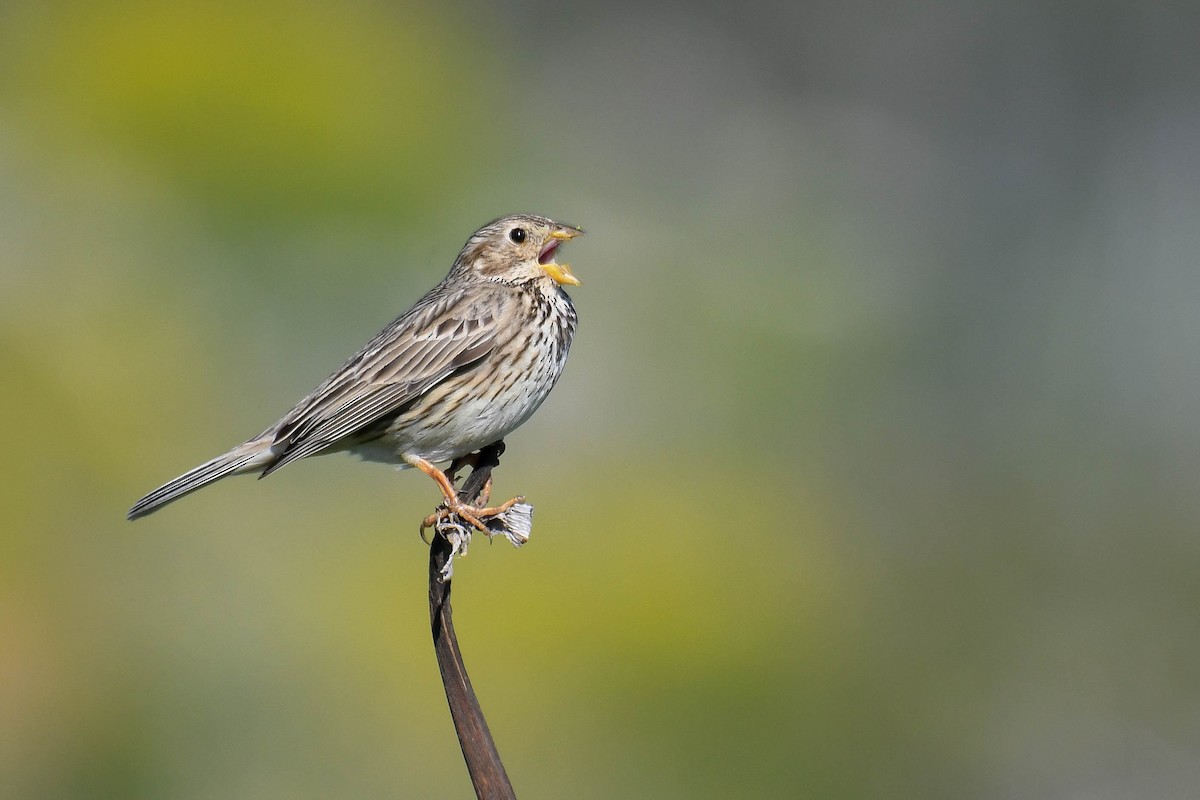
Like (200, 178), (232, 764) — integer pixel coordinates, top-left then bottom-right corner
(127, 440), (274, 520)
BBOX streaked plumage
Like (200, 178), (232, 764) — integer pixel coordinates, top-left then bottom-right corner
(128, 214), (582, 522)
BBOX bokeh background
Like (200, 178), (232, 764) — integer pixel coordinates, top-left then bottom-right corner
(3, 1), (1199, 797)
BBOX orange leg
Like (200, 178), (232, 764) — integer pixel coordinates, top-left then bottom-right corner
(404, 454), (523, 536)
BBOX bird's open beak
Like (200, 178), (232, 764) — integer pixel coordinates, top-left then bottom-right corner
(540, 227), (583, 286)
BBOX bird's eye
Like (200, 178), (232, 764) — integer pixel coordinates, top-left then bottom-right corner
(509, 227), (526, 244)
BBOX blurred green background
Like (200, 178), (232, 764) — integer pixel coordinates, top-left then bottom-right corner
(3, 1), (1199, 797)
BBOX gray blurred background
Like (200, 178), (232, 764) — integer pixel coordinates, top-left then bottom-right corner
(3, 1), (1199, 797)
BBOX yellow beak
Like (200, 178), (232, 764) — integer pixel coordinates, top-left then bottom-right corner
(543, 263), (581, 286)
(542, 227), (583, 285)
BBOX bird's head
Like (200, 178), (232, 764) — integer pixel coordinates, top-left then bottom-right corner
(452, 214), (583, 289)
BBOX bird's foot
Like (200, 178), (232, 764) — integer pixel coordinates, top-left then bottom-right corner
(422, 495), (534, 581)
(420, 493), (525, 538)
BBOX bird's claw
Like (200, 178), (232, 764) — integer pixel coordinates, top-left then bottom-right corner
(420, 494), (522, 537)
(423, 495), (534, 581)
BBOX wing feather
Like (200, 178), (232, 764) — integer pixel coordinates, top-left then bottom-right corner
(259, 286), (502, 475)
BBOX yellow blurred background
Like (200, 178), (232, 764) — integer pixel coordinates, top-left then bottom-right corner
(3, 1), (1199, 797)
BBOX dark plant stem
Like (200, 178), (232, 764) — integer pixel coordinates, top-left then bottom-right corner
(428, 441), (516, 800)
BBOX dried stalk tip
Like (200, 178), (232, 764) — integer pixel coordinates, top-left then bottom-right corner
(433, 502), (534, 582)
(488, 502), (533, 547)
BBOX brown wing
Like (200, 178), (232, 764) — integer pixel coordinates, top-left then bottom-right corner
(258, 285), (501, 475)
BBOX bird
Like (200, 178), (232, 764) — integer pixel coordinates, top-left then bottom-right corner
(128, 213), (582, 532)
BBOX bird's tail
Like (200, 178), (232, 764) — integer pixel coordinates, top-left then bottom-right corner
(127, 439), (275, 520)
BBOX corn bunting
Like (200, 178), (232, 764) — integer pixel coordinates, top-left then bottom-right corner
(128, 214), (582, 532)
